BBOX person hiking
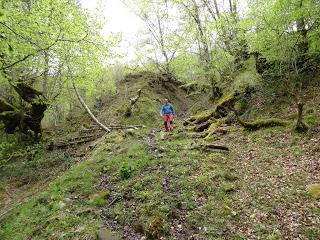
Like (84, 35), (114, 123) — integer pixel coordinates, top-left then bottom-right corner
(160, 99), (176, 131)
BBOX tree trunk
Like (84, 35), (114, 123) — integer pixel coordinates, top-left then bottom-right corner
(296, 0), (309, 72)
(294, 102), (309, 133)
(72, 80), (111, 133)
(42, 51), (49, 98)
(125, 89), (142, 117)
(0, 83), (47, 141)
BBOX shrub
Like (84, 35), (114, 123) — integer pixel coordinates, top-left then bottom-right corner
(119, 163), (133, 179)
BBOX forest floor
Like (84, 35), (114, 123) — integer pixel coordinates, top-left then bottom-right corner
(0, 118), (319, 239)
(0, 71), (319, 240)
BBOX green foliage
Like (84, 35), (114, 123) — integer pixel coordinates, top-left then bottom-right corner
(232, 57), (261, 89)
(171, 54), (203, 82)
(119, 163), (134, 179)
(244, 0), (320, 99)
(0, 0), (119, 130)
(246, 0), (319, 60)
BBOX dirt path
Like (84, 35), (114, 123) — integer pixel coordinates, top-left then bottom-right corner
(143, 128), (166, 155)
(98, 127), (202, 240)
(99, 128), (165, 239)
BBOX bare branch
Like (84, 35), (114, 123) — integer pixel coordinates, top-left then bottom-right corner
(72, 79), (111, 133)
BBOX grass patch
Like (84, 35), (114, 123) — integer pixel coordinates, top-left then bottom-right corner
(1, 120), (319, 239)
(0, 134), (146, 239)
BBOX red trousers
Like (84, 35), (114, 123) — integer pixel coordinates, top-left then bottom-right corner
(163, 114), (173, 131)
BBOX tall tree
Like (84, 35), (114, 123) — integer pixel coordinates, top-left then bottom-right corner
(0, 0), (116, 140)
(245, 0), (320, 131)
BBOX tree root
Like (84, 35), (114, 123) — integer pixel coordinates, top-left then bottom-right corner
(191, 143), (229, 151)
(185, 90), (242, 127)
(203, 116), (234, 138)
(232, 109), (287, 130)
(239, 118), (287, 130)
(186, 87), (287, 134)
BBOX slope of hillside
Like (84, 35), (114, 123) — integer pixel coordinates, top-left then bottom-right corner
(96, 71), (211, 127)
(0, 71), (319, 240)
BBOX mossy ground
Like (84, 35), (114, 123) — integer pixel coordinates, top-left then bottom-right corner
(1, 71), (319, 239)
(1, 116), (319, 239)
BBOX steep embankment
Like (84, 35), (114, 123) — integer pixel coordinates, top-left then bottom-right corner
(96, 71), (199, 127)
(1, 71), (320, 240)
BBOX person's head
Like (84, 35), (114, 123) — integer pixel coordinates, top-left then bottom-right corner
(164, 98), (169, 104)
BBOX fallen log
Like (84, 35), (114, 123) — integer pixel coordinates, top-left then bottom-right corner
(47, 133), (104, 150)
(191, 143), (229, 151)
(202, 144), (229, 151)
(67, 133), (104, 142)
(87, 124), (145, 131)
(78, 125), (145, 135)
(106, 124), (145, 128)
(73, 80), (110, 133)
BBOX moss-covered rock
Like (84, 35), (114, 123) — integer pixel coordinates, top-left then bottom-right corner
(222, 183), (237, 193)
(307, 183), (320, 199)
(96, 229), (119, 240)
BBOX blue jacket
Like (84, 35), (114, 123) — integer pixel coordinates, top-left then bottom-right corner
(160, 103), (176, 116)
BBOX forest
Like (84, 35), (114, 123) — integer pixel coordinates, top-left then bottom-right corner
(0, 0), (319, 239)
